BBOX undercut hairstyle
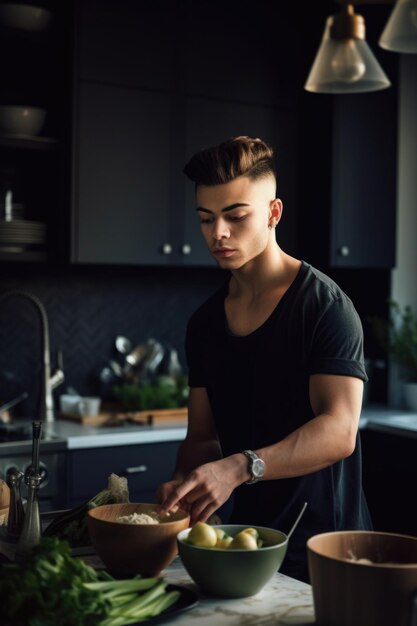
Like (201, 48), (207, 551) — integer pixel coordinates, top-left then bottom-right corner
(183, 136), (277, 190)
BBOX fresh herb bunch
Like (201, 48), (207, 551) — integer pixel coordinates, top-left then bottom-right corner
(113, 374), (189, 411)
(369, 301), (417, 382)
(0, 536), (180, 626)
(0, 536), (110, 626)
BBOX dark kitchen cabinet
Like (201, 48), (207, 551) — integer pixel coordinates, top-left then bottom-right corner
(73, 82), (173, 265)
(77, 0), (176, 92)
(361, 429), (417, 536)
(71, 0), (300, 267)
(330, 90), (397, 268)
(65, 441), (181, 507)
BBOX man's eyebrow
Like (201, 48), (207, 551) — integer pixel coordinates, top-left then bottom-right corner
(196, 203), (250, 214)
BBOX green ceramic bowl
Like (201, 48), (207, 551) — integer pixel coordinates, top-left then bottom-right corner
(177, 524), (288, 598)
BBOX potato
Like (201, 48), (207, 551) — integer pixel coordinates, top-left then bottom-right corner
(229, 530), (258, 550)
(241, 527), (259, 539)
(214, 528), (226, 541)
(216, 536), (233, 549)
(187, 521), (218, 547)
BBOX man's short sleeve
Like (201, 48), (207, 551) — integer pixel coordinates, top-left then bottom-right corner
(308, 297), (368, 382)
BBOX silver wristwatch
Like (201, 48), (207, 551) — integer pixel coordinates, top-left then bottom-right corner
(242, 449), (266, 484)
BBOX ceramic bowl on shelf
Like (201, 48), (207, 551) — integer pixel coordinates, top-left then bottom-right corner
(307, 530), (417, 626)
(0, 4), (52, 32)
(87, 502), (190, 577)
(177, 524), (288, 598)
(0, 106), (46, 137)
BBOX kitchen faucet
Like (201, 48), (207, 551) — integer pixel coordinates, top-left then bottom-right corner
(1, 290), (64, 423)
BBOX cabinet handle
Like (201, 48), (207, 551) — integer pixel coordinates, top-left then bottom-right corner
(161, 243), (172, 255)
(124, 465), (148, 474)
(181, 244), (192, 255)
(338, 245), (350, 257)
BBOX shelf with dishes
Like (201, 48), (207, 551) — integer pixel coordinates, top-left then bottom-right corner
(0, 134), (56, 151)
(0, 219), (47, 261)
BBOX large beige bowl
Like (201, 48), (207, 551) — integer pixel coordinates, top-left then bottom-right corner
(87, 503), (190, 577)
(307, 530), (417, 626)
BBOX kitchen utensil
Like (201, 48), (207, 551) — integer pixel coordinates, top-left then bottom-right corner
(87, 503), (190, 577)
(125, 343), (147, 367)
(177, 523), (289, 598)
(287, 501), (308, 539)
(6, 468), (25, 538)
(15, 421), (42, 559)
(0, 391), (28, 419)
(307, 530), (417, 626)
(115, 335), (132, 355)
(59, 394), (101, 417)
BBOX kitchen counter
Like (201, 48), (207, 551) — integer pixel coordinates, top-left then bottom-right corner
(360, 405), (417, 439)
(161, 556), (315, 626)
(1, 404), (417, 460)
(43, 419), (188, 450)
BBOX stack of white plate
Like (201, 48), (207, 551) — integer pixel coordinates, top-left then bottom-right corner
(0, 220), (46, 253)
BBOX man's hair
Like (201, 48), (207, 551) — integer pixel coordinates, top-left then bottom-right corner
(183, 136), (277, 187)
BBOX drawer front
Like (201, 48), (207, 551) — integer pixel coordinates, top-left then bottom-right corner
(68, 442), (180, 503)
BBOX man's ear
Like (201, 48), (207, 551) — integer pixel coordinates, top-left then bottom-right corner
(269, 198), (283, 225)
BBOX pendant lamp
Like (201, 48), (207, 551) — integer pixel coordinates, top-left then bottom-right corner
(305, 3), (391, 93)
(379, 0), (417, 53)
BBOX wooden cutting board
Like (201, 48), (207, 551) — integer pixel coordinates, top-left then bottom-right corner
(59, 406), (188, 427)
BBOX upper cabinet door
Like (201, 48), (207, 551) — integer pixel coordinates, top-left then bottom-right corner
(77, 0), (175, 91)
(330, 91), (397, 268)
(73, 82), (172, 265)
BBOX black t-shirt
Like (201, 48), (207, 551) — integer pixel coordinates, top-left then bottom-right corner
(185, 261), (372, 582)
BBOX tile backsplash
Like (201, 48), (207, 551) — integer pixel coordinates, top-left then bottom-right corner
(0, 264), (224, 418)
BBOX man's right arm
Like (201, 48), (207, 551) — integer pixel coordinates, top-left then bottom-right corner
(174, 386), (222, 478)
(155, 387), (222, 503)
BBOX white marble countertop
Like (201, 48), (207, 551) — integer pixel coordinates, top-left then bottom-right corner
(161, 556), (315, 626)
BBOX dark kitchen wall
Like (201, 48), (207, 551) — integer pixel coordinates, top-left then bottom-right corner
(0, 263), (225, 417)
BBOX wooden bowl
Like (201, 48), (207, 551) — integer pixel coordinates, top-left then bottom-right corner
(307, 530), (417, 626)
(0, 506), (9, 526)
(0, 479), (10, 508)
(87, 503), (190, 577)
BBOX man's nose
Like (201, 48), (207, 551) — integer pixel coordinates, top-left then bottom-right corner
(212, 219), (230, 240)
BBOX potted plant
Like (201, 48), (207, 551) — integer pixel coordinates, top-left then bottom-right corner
(370, 301), (417, 410)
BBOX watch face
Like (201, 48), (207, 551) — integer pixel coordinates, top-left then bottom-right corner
(252, 458), (265, 478)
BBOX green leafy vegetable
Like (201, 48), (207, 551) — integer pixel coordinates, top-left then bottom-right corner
(0, 537), (180, 626)
(113, 374), (189, 411)
(44, 473), (129, 546)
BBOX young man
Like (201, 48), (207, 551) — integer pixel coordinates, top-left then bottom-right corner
(157, 136), (372, 582)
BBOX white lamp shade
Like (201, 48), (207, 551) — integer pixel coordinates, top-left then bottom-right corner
(379, 0), (417, 53)
(305, 17), (391, 93)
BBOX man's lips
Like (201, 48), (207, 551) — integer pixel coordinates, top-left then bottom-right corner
(212, 248), (236, 257)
